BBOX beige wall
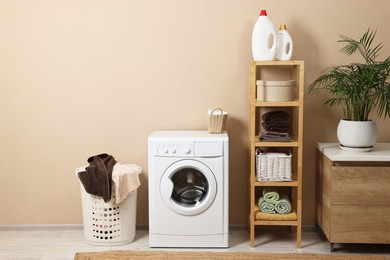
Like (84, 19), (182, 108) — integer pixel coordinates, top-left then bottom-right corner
(1, 0), (389, 226)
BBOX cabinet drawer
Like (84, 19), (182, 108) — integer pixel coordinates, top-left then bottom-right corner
(330, 205), (390, 244)
(331, 166), (390, 206)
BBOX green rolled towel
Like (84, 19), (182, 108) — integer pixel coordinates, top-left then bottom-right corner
(258, 196), (275, 214)
(263, 187), (279, 204)
(275, 194), (291, 214)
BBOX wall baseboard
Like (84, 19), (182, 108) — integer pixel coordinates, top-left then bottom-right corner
(0, 224), (83, 230)
(0, 223), (317, 232)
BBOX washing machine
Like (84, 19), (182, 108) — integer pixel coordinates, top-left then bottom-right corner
(148, 131), (229, 248)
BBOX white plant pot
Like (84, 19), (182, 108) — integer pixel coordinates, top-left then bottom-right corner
(337, 119), (377, 148)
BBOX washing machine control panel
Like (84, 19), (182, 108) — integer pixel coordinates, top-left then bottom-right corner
(156, 142), (194, 157)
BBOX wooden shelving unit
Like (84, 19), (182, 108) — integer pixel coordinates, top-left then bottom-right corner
(248, 60), (304, 248)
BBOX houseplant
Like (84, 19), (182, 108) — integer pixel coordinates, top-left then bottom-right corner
(309, 29), (390, 150)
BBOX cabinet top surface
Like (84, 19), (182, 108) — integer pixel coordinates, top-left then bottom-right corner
(317, 143), (390, 161)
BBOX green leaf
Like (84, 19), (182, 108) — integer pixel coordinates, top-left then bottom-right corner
(309, 29), (390, 121)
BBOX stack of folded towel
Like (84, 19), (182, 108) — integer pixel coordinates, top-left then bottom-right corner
(258, 187), (292, 214)
(260, 111), (292, 142)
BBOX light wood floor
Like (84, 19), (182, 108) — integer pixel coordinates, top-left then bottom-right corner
(0, 226), (389, 259)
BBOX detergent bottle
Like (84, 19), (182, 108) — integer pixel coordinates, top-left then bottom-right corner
(251, 10), (277, 61)
(276, 24), (293, 60)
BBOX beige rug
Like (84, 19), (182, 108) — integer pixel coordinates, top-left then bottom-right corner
(74, 250), (389, 260)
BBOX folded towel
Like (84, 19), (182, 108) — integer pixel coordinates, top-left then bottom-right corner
(275, 193), (291, 214)
(262, 187), (279, 203)
(258, 196), (275, 214)
(260, 131), (292, 142)
(254, 205), (297, 221)
(262, 122), (290, 132)
(262, 131), (290, 138)
(262, 111), (289, 123)
(112, 163), (142, 204)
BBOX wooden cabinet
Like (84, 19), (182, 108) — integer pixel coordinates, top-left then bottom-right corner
(248, 61), (304, 248)
(316, 143), (390, 251)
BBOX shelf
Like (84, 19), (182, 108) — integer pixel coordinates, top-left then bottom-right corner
(253, 100), (300, 107)
(254, 139), (299, 147)
(254, 220), (298, 226)
(252, 60), (303, 66)
(254, 180), (298, 187)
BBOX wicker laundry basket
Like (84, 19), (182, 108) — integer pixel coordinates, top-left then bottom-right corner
(256, 149), (292, 181)
(207, 108), (228, 134)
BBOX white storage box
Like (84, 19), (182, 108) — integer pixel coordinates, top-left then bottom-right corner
(256, 80), (295, 101)
(76, 166), (138, 246)
(256, 149), (292, 181)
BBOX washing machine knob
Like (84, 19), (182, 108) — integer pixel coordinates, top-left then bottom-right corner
(184, 148), (191, 154)
(163, 148), (169, 154)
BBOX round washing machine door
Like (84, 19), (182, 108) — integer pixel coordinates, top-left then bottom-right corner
(160, 159), (217, 216)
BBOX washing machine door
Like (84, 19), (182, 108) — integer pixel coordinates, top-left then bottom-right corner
(160, 159), (217, 216)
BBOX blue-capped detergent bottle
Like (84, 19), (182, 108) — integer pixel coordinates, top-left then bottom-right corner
(276, 24), (293, 60)
(251, 10), (277, 61)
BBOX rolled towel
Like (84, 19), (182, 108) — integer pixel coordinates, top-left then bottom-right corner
(258, 197), (275, 214)
(263, 187), (279, 203)
(275, 193), (291, 214)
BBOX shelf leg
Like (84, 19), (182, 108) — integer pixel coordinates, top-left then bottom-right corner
(296, 227), (302, 248)
(250, 224), (255, 247)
